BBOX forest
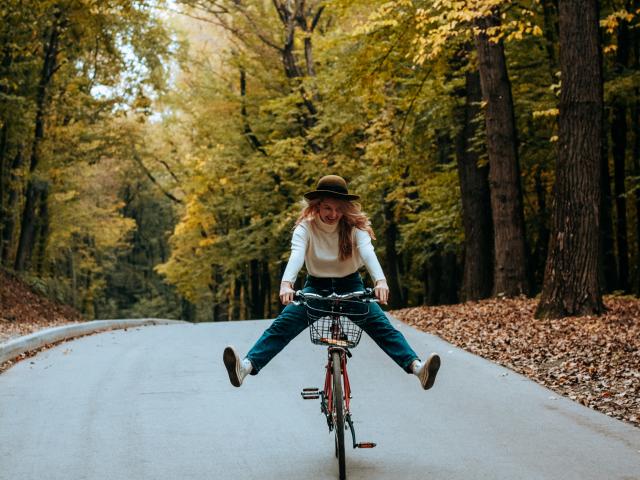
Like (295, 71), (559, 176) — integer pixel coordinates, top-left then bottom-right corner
(0, 0), (637, 322)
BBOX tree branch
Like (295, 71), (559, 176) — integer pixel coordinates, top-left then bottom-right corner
(310, 5), (324, 31)
(398, 69), (431, 137)
(157, 157), (183, 185)
(240, 68), (267, 155)
(132, 152), (183, 204)
(272, 0), (289, 25)
(214, 8), (282, 52)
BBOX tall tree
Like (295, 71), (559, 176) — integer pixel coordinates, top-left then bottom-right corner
(600, 125), (618, 292)
(455, 66), (494, 300)
(611, 14), (631, 292)
(633, 0), (640, 293)
(474, 11), (530, 297)
(14, 7), (62, 271)
(536, 0), (604, 318)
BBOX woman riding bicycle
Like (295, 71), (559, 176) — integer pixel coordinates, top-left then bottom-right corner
(223, 174), (440, 389)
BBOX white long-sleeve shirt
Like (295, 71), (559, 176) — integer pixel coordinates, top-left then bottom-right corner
(281, 217), (386, 283)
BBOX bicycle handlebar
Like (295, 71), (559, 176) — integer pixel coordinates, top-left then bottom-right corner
(293, 289), (379, 304)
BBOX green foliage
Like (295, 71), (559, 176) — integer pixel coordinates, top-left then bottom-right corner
(148, 0), (474, 314)
(0, 0), (175, 317)
(4, 0), (640, 319)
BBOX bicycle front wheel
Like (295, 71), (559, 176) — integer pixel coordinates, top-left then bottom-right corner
(332, 350), (346, 480)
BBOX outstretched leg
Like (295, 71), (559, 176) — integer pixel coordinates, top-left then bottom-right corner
(244, 302), (308, 374)
(360, 302), (419, 372)
(360, 303), (440, 389)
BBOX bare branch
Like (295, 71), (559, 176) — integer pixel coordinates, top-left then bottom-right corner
(160, 6), (225, 24)
(157, 157), (183, 185)
(368, 19), (411, 77)
(272, 0), (289, 25)
(211, 7), (283, 52)
(240, 68), (267, 155)
(310, 5), (324, 32)
(132, 152), (183, 204)
(232, 5), (283, 51)
(398, 70), (431, 137)
(188, 0), (229, 15)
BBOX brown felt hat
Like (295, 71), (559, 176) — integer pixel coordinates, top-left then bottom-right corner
(304, 175), (360, 201)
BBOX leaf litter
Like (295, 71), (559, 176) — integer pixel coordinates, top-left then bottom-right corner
(391, 295), (640, 428)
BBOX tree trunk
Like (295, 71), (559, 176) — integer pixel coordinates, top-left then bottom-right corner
(303, 36), (316, 77)
(612, 105), (630, 292)
(541, 0), (560, 78)
(14, 180), (41, 271)
(536, 0), (604, 318)
(632, 0), (640, 294)
(260, 260), (271, 318)
(611, 20), (631, 292)
(300, 5), (324, 77)
(34, 182), (50, 274)
(455, 69), (494, 300)
(211, 265), (229, 322)
(0, 124), (8, 242)
(426, 252), (441, 305)
(440, 251), (459, 304)
(533, 168), (550, 290)
(383, 196), (404, 308)
(14, 13), (60, 271)
(0, 34), (14, 237)
(232, 276), (242, 320)
(83, 268), (94, 318)
(68, 247), (77, 308)
(421, 263), (429, 304)
(272, 0), (320, 144)
(422, 250), (459, 305)
(249, 259), (263, 319)
(281, 23), (304, 79)
(181, 297), (196, 322)
(599, 118), (617, 292)
(633, 103), (640, 294)
(474, 12), (530, 297)
(15, 180), (49, 272)
(1, 148), (24, 264)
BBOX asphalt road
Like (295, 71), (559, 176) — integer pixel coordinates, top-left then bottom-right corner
(0, 318), (639, 480)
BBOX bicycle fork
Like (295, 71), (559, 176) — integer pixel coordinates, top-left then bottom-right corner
(301, 348), (376, 449)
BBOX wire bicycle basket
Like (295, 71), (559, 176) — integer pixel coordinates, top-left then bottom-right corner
(303, 298), (370, 348)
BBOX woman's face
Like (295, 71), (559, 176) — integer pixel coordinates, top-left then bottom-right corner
(318, 198), (343, 225)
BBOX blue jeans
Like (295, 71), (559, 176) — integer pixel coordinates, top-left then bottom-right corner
(246, 272), (419, 375)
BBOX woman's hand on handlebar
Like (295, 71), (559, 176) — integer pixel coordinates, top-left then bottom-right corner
(279, 281), (295, 305)
(374, 279), (389, 305)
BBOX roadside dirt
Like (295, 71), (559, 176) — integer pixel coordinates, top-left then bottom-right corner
(0, 269), (83, 343)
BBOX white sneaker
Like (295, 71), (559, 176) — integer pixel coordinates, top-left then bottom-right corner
(416, 353), (440, 390)
(223, 346), (251, 387)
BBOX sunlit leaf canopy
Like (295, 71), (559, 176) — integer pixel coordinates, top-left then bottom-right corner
(0, 0), (638, 320)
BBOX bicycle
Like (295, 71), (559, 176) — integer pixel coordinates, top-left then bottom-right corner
(294, 289), (378, 480)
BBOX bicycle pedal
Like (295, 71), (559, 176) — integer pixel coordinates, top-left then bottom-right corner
(301, 388), (320, 399)
(355, 442), (376, 449)
(302, 395), (320, 400)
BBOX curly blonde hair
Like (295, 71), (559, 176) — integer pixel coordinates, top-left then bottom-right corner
(295, 197), (376, 261)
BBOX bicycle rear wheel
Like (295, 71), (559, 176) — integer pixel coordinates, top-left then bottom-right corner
(332, 350), (346, 480)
